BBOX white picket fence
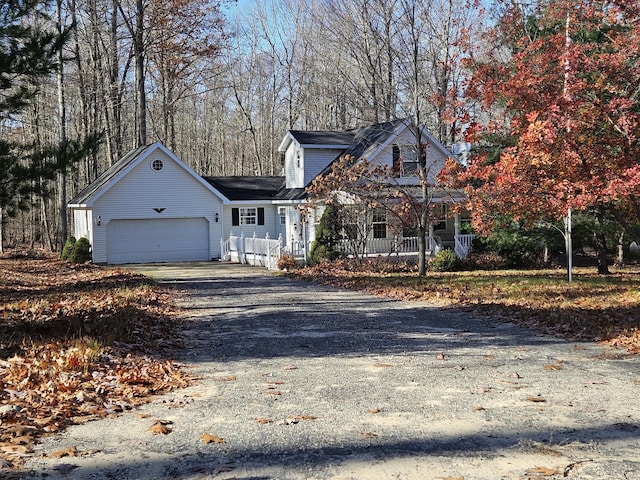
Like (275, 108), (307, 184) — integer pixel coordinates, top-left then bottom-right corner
(221, 233), (283, 270)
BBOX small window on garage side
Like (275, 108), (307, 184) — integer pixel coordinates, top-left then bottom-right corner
(151, 159), (164, 171)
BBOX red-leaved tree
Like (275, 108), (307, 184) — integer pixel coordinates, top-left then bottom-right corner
(444, 0), (640, 273)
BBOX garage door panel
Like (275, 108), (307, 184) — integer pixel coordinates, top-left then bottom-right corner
(107, 218), (209, 264)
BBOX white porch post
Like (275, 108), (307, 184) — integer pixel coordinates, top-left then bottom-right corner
(454, 213), (460, 238)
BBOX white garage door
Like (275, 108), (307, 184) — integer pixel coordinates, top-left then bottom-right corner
(107, 218), (210, 264)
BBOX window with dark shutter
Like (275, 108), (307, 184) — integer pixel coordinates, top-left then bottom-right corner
(392, 145), (401, 177)
(232, 208), (239, 226)
(258, 207), (265, 225)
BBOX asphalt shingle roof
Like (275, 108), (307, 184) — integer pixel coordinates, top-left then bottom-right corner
(68, 145), (150, 205)
(287, 130), (355, 146)
(203, 176), (285, 201)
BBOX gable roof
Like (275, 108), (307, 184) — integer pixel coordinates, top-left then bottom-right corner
(340, 118), (408, 161)
(204, 176), (285, 201)
(68, 142), (227, 207)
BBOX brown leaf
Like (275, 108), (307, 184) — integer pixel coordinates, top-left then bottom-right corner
(283, 364), (297, 370)
(48, 446), (78, 458)
(543, 364), (562, 371)
(148, 422), (172, 435)
(525, 466), (561, 476)
(368, 408), (381, 414)
(214, 375), (237, 382)
(436, 352), (446, 360)
(200, 434), (225, 444)
(255, 418), (272, 424)
(361, 431), (378, 438)
(285, 415), (317, 424)
(526, 397), (547, 403)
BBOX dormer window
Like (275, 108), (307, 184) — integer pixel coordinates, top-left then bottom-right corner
(151, 159), (164, 171)
(392, 144), (421, 177)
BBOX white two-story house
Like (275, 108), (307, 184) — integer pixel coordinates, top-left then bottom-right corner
(69, 118), (470, 265)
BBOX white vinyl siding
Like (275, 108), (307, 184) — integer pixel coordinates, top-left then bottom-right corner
(284, 143), (345, 188)
(223, 203), (276, 239)
(90, 149), (222, 263)
(302, 148), (345, 186)
(371, 128), (448, 184)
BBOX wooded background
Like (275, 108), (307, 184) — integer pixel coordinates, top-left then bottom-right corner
(3, 0), (485, 251)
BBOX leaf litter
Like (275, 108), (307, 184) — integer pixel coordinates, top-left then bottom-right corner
(0, 255), (195, 471)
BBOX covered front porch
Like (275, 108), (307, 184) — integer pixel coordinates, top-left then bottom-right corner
(220, 229), (475, 270)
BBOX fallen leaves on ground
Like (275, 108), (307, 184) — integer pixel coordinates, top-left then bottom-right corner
(526, 397), (547, 403)
(148, 421), (172, 435)
(525, 466), (561, 477)
(0, 255), (194, 470)
(544, 364), (562, 371)
(280, 415), (317, 425)
(47, 446), (99, 458)
(292, 264), (640, 355)
(200, 433), (225, 444)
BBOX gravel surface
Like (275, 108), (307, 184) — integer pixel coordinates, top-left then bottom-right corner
(23, 262), (640, 480)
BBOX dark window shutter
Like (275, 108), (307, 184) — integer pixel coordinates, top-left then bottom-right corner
(392, 145), (401, 177)
(232, 208), (239, 226)
(258, 207), (265, 225)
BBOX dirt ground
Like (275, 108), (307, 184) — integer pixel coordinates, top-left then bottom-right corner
(22, 262), (640, 479)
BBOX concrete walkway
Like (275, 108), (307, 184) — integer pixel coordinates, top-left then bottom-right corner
(25, 262), (640, 480)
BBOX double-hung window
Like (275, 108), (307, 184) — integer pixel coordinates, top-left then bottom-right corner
(232, 207), (265, 226)
(372, 208), (387, 239)
(240, 207), (257, 225)
(393, 144), (420, 177)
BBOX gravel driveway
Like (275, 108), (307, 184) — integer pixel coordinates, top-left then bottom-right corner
(24, 262), (640, 479)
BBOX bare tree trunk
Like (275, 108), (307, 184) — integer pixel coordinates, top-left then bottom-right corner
(56, 0), (68, 250)
(135, 0), (146, 146)
(0, 208), (4, 254)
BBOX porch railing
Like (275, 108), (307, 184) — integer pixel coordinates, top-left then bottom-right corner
(220, 233), (283, 270)
(454, 234), (475, 259)
(336, 235), (441, 256)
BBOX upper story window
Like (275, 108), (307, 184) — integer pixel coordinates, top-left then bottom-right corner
(151, 159), (164, 171)
(392, 145), (422, 177)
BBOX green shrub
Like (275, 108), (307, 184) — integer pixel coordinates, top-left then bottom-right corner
(61, 236), (76, 260)
(308, 205), (341, 264)
(69, 237), (92, 263)
(430, 248), (462, 272)
(308, 243), (341, 265)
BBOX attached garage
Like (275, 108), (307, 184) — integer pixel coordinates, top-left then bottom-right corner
(68, 143), (227, 265)
(106, 218), (210, 264)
